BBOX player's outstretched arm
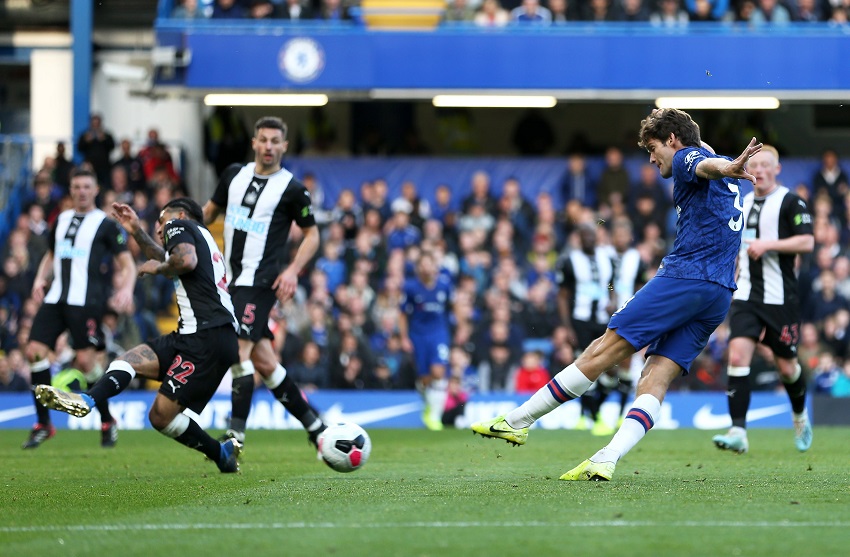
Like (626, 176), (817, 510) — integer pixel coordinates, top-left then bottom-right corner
(139, 244), (198, 278)
(696, 137), (763, 183)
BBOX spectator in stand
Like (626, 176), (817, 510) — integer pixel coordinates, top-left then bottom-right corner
(112, 139), (146, 192)
(792, 0), (824, 20)
(52, 142), (73, 192)
(684, 0), (730, 20)
(444, 0), (477, 21)
(809, 269), (850, 323)
(581, 0), (616, 20)
(330, 189), (362, 242)
(211, 0), (245, 18)
(289, 341), (330, 391)
(630, 163), (672, 226)
(561, 152), (597, 210)
(139, 130), (181, 187)
(316, 240), (347, 294)
(498, 177), (536, 246)
(514, 350), (552, 394)
(441, 376), (469, 426)
(829, 6), (848, 24)
(247, 0), (279, 18)
(462, 170), (499, 215)
(109, 166), (135, 206)
(650, 0), (690, 25)
(280, 0), (315, 20)
(831, 360), (850, 397)
(520, 278), (560, 340)
(475, 0), (511, 25)
(549, 0), (579, 21)
(597, 146), (631, 217)
(477, 322), (517, 392)
(76, 114), (115, 188)
(398, 181), (431, 230)
(25, 171), (62, 224)
(319, 0), (351, 20)
(615, 0), (652, 20)
(812, 351), (841, 394)
(0, 351), (29, 392)
(822, 308), (850, 361)
(751, 0), (791, 23)
(172, 0), (205, 18)
(511, 0), (553, 21)
(386, 201), (422, 253)
(812, 148), (849, 225)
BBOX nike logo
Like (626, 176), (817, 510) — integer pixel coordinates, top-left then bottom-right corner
(692, 403), (789, 430)
(322, 402), (421, 426)
(0, 406), (36, 424)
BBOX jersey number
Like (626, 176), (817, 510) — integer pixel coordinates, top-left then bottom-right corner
(242, 303), (256, 325)
(779, 324), (799, 346)
(166, 355), (196, 385)
(727, 183), (744, 232)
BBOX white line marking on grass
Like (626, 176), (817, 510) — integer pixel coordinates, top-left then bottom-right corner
(3, 520), (850, 533)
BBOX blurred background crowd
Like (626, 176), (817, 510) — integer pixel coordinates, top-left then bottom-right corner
(170, 0), (850, 27)
(1, 110), (850, 406)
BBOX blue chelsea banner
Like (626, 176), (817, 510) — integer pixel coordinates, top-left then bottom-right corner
(0, 391), (797, 431)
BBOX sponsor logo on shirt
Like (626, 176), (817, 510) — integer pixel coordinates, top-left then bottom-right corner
(684, 150), (703, 172)
(56, 239), (88, 259)
(226, 204), (268, 234)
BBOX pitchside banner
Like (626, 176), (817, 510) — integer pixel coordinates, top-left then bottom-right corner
(0, 391), (807, 431)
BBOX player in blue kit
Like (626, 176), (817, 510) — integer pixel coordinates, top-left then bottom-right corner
(472, 108), (763, 480)
(399, 251), (453, 430)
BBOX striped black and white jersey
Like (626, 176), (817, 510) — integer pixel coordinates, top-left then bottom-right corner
(44, 209), (128, 307)
(606, 245), (646, 309)
(211, 163), (317, 289)
(556, 248), (615, 325)
(734, 185), (813, 305)
(162, 218), (237, 335)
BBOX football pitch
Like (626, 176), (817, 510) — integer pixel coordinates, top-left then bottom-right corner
(2, 427), (848, 557)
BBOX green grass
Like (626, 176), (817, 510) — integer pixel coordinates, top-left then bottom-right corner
(2, 427), (848, 557)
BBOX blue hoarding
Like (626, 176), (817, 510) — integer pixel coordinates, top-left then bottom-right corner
(0, 391), (806, 431)
(155, 22), (850, 93)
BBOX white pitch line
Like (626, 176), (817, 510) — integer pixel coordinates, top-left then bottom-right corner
(2, 520), (849, 534)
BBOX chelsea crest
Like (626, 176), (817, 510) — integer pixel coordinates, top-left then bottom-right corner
(279, 38), (325, 83)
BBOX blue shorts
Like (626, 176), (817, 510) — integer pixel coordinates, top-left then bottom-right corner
(608, 277), (732, 374)
(410, 331), (450, 377)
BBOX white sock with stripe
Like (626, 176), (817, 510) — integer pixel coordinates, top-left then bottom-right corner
(505, 363), (593, 429)
(592, 393), (661, 463)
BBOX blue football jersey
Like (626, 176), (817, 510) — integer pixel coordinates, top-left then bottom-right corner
(656, 146), (743, 290)
(401, 275), (453, 337)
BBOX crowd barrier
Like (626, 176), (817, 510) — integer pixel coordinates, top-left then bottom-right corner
(0, 391), (838, 430)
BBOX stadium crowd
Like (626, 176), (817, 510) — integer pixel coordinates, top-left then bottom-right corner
(1, 116), (850, 408)
(168, 0), (850, 26)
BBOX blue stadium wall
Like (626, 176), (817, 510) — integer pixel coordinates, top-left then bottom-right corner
(153, 21), (850, 96)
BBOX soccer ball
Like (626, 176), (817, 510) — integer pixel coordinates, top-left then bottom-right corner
(317, 422), (372, 473)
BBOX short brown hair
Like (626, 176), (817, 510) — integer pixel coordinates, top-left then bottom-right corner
(254, 116), (287, 139)
(69, 167), (98, 182)
(638, 108), (701, 150)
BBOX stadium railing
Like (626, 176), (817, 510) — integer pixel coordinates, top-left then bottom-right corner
(0, 136), (33, 249)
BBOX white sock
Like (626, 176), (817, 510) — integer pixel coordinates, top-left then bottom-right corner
(425, 379), (448, 422)
(262, 364), (286, 390)
(506, 363), (593, 428)
(593, 393), (661, 463)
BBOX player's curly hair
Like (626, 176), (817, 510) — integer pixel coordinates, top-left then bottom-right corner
(638, 108), (701, 150)
(163, 197), (204, 223)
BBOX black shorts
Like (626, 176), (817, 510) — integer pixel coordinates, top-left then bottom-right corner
(146, 324), (239, 414)
(573, 319), (609, 351)
(230, 286), (276, 342)
(29, 303), (106, 351)
(728, 299), (800, 359)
